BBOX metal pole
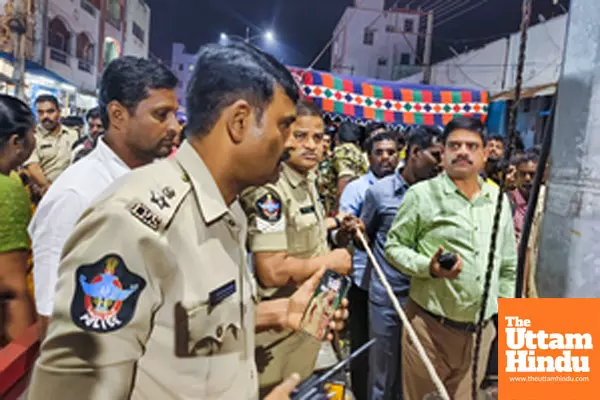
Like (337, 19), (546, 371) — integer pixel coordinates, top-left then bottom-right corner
(537, 0), (600, 298)
(245, 26), (250, 43)
(11, 0), (27, 100)
(33, 0), (48, 66)
(422, 11), (434, 84)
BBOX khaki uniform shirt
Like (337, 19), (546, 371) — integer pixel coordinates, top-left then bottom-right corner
(25, 124), (79, 182)
(240, 163), (330, 389)
(28, 141), (258, 400)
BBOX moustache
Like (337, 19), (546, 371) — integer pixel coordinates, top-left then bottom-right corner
(42, 119), (53, 125)
(452, 157), (473, 165)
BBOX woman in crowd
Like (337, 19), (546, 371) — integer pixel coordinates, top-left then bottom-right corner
(0, 94), (37, 345)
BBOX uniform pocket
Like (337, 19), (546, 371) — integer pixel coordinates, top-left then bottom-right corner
(177, 299), (243, 395)
(288, 212), (321, 256)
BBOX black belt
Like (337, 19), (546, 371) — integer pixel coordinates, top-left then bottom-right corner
(417, 303), (488, 333)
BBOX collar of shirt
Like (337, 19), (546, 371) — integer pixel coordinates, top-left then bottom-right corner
(37, 124), (67, 138)
(393, 169), (409, 195)
(441, 173), (494, 204)
(364, 169), (377, 185)
(93, 137), (129, 178)
(282, 162), (309, 188)
(510, 189), (527, 209)
(174, 141), (229, 224)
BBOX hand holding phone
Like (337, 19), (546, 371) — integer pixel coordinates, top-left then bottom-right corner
(299, 269), (351, 341)
(430, 247), (462, 279)
(438, 253), (457, 270)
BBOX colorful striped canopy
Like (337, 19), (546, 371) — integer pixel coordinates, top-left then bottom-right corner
(289, 67), (489, 128)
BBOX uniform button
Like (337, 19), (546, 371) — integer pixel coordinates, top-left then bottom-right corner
(162, 186), (175, 199)
(227, 219), (236, 228)
(216, 325), (223, 337)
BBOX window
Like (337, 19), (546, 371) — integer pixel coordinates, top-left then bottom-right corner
(103, 38), (120, 67)
(76, 32), (94, 63)
(132, 22), (145, 43)
(80, 0), (96, 16)
(363, 28), (374, 46)
(404, 19), (414, 33)
(378, 57), (388, 66)
(179, 64), (184, 71)
(385, 25), (395, 33)
(106, 0), (121, 29)
(400, 53), (411, 65)
(48, 17), (70, 52)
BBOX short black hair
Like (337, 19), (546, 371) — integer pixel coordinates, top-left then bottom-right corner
(62, 115), (84, 128)
(296, 99), (322, 118)
(488, 134), (504, 143)
(365, 132), (398, 155)
(35, 94), (59, 109)
(0, 94), (34, 147)
(365, 122), (386, 135)
(515, 151), (540, 166)
(186, 41), (300, 137)
(99, 56), (178, 127)
(86, 107), (101, 121)
(338, 122), (362, 144)
(406, 126), (443, 160)
(442, 116), (486, 144)
(529, 144), (542, 156)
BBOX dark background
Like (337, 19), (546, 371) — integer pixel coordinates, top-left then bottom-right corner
(146, 0), (570, 71)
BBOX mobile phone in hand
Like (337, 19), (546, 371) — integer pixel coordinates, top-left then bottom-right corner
(300, 269), (351, 341)
(438, 253), (458, 271)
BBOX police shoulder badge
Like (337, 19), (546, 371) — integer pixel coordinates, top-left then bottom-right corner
(256, 192), (282, 222)
(71, 254), (146, 333)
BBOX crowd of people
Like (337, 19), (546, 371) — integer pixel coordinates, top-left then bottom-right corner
(0, 40), (546, 400)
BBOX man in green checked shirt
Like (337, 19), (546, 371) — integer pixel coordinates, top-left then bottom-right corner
(384, 117), (517, 400)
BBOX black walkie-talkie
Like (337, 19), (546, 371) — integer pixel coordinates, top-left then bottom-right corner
(291, 339), (376, 400)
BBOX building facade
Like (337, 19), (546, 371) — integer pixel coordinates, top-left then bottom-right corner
(331, 0), (422, 80)
(44, 0), (150, 110)
(171, 42), (196, 110)
(400, 13), (566, 144)
(122, 0), (149, 58)
(0, 0), (151, 113)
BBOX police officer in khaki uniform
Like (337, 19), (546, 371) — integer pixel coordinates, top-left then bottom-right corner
(241, 100), (358, 395)
(28, 42), (346, 400)
(24, 95), (78, 193)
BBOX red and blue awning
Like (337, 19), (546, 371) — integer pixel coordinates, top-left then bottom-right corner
(289, 67), (489, 128)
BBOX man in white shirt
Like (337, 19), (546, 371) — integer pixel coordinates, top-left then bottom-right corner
(30, 56), (180, 334)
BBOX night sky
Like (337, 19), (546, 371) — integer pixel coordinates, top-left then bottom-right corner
(146, 0), (570, 71)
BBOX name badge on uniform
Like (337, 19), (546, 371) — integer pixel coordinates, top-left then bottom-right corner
(40, 144), (52, 149)
(209, 280), (236, 310)
(299, 206), (316, 214)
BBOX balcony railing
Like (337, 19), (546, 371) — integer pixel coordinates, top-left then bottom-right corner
(49, 47), (70, 65)
(80, 0), (97, 17)
(78, 59), (93, 73)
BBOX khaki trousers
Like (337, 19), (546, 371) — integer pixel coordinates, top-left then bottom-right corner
(402, 299), (495, 400)
(256, 329), (321, 396)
